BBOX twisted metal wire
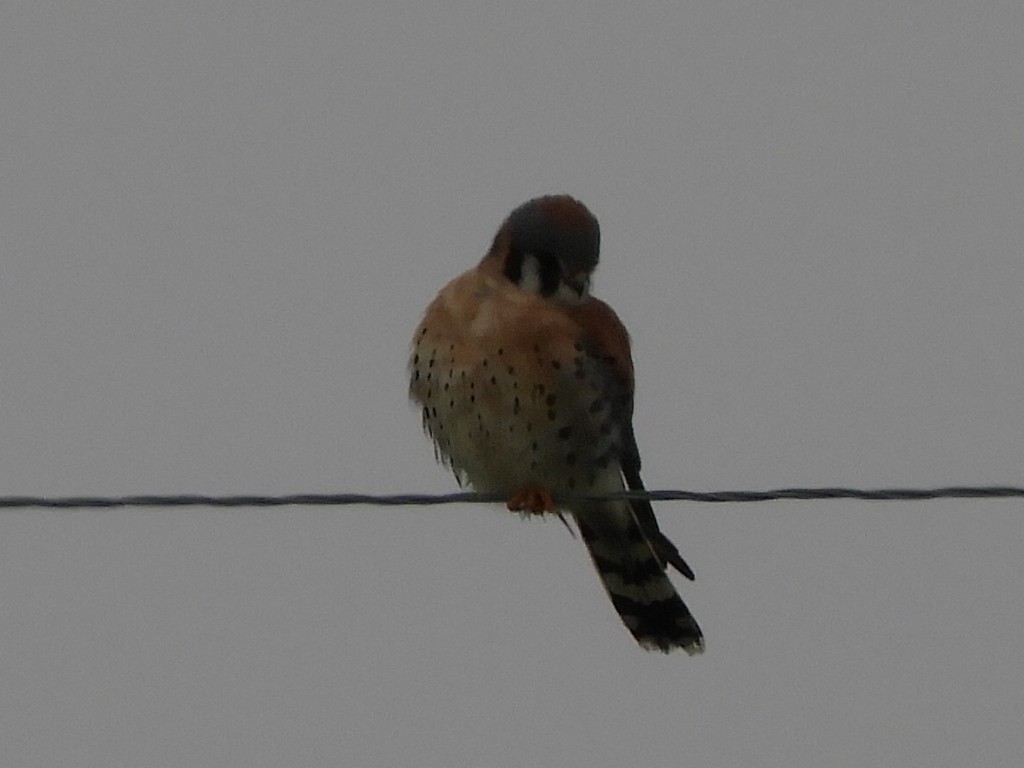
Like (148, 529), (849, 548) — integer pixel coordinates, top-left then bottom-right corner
(1, 486), (1021, 510)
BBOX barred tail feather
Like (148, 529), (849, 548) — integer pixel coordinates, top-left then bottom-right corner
(575, 507), (704, 654)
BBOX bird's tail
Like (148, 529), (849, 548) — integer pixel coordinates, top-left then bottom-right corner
(574, 505), (704, 654)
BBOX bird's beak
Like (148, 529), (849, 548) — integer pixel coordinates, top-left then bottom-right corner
(565, 273), (590, 298)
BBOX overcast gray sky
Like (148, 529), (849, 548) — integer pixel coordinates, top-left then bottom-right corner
(2, 2), (1023, 766)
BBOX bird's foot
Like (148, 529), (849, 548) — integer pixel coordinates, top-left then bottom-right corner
(506, 488), (556, 515)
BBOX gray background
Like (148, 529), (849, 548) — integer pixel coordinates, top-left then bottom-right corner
(2, 2), (1023, 766)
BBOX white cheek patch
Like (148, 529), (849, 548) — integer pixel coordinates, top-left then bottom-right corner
(519, 253), (543, 294)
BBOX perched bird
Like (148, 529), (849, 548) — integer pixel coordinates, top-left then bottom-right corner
(409, 195), (703, 654)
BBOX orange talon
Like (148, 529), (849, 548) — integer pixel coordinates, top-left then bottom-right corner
(506, 488), (556, 515)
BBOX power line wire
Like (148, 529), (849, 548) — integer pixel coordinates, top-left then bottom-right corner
(1, 486), (1021, 510)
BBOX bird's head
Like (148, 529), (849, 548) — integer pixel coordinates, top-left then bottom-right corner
(486, 195), (600, 307)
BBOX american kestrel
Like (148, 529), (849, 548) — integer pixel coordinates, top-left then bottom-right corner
(409, 195), (703, 654)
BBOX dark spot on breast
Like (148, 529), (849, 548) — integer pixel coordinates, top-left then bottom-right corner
(557, 426), (572, 440)
(497, 348), (504, 356)
(413, 370), (420, 381)
(507, 366), (515, 375)
(513, 397), (521, 414)
(481, 358), (489, 367)
(565, 453), (577, 466)
(413, 354), (420, 364)
(536, 384), (546, 396)
(589, 398), (605, 414)
(531, 440), (539, 451)
(573, 342), (584, 352)
(545, 393), (557, 406)
(490, 375), (497, 385)
(470, 394), (476, 403)
(550, 360), (561, 370)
